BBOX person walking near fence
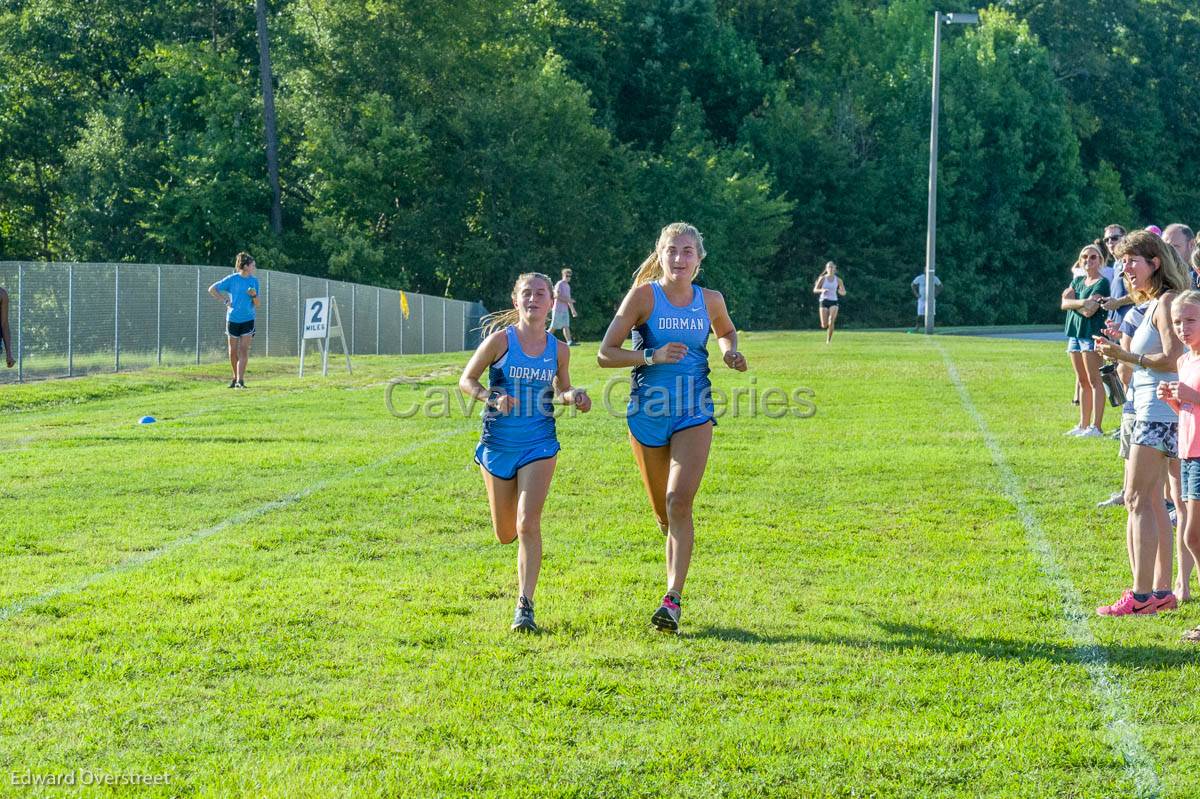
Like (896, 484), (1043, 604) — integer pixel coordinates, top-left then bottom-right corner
(598, 222), (747, 633)
(0, 286), (13, 369)
(208, 252), (260, 389)
(551, 268), (578, 346)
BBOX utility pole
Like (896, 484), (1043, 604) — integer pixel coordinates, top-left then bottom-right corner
(924, 11), (979, 334)
(255, 0), (283, 235)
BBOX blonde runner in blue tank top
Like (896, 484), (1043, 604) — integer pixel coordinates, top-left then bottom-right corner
(627, 282), (715, 446)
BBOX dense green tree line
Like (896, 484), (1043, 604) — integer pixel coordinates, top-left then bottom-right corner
(2, 0), (1197, 333)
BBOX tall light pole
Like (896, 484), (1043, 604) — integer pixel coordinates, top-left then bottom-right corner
(924, 11), (978, 334)
(255, 0), (283, 235)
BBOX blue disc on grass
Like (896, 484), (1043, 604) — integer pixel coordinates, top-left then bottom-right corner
(139, 416), (157, 425)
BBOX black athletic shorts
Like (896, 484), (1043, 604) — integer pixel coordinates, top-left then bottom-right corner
(820, 299), (839, 309)
(227, 319), (256, 337)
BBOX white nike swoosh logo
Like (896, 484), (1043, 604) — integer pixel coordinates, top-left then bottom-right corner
(689, 306), (703, 312)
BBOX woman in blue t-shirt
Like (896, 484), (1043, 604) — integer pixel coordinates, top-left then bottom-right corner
(208, 252), (260, 388)
(459, 272), (592, 633)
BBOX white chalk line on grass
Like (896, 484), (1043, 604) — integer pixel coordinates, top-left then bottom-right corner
(936, 341), (1161, 799)
(0, 427), (466, 623)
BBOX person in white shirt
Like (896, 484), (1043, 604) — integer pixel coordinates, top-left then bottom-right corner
(911, 273), (942, 332)
(550, 269), (578, 346)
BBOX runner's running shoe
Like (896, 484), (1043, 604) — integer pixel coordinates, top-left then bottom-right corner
(651, 594), (681, 632)
(511, 596), (538, 633)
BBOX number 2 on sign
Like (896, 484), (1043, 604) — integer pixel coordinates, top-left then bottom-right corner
(310, 301), (324, 324)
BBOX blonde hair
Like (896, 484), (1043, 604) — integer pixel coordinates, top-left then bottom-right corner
(234, 251), (255, 272)
(1174, 289), (1200, 312)
(631, 222), (707, 288)
(479, 272), (554, 336)
(1077, 243), (1105, 268)
(1115, 230), (1190, 303)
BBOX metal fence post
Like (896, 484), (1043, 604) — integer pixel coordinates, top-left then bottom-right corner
(351, 287), (356, 354)
(375, 287), (381, 354)
(114, 264), (121, 372)
(195, 267), (201, 365)
(16, 263), (23, 382)
(420, 294), (426, 354)
(442, 298), (447, 352)
(156, 265), (162, 365)
(462, 302), (468, 351)
(67, 264), (74, 377)
(264, 270), (270, 358)
(296, 274), (302, 356)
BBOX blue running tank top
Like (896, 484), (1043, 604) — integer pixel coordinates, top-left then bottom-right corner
(481, 326), (558, 450)
(630, 282), (712, 414)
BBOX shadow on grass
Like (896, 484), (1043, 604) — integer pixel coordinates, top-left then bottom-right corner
(686, 626), (809, 644)
(686, 620), (1198, 669)
(802, 620), (1200, 671)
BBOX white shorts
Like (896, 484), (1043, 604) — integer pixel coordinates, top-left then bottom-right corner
(550, 307), (571, 330)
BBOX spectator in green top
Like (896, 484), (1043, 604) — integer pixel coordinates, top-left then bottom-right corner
(1061, 243), (1111, 437)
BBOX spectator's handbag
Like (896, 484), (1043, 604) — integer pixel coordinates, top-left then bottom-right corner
(1099, 362), (1126, 407)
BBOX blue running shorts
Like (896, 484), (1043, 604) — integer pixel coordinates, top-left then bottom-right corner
(474, 440), (560, 480)
(627, 408), (716, 448)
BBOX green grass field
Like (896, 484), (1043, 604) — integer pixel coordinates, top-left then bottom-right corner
(3, 331), (1199, 798)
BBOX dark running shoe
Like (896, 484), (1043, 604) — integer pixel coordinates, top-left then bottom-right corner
(511, 596), (538, 633)
(228, 379), (238, 388)
(236, 380), (247, 389)
(651, 593), (681, 632)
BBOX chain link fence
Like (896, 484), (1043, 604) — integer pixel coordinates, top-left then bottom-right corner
(0, 262), (487, 383)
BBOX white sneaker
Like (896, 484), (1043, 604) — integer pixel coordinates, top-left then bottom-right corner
(1096, 491), (1125, 508)
(1079, 426), (1104, 438)
(1064, 426), (1085, 436)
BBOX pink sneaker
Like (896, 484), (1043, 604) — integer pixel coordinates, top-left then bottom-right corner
(1097, 592), (1157, 616)
(1154, 592), (1179, 612)
(651, 594), (681, 632)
